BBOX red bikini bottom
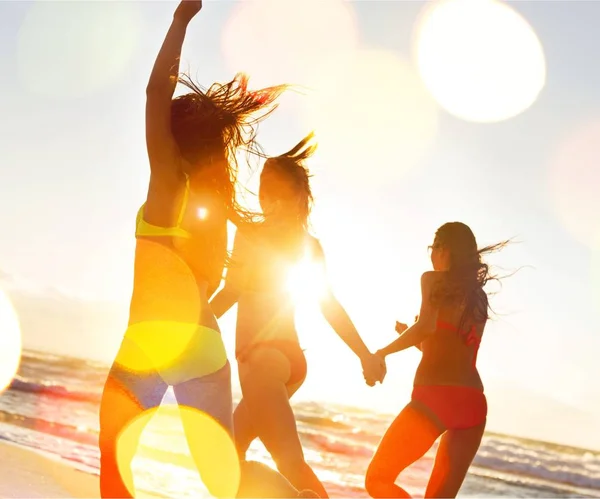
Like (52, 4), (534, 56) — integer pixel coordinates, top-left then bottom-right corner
(412, 385), (487, 430)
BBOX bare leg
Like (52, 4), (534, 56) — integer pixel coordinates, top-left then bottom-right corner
(174, 363), (236, 499)
(238, 347), (328, 497)
(99, 365), (167, 498)
(365, 402), (444, 498)
(237, 461), (305, 498)
(232, 398), (256, 459)
(234, 377), (304, 460)
(425, 422), (485, 498)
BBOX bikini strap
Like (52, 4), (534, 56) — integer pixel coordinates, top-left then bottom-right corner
(176, 176), (191, 226)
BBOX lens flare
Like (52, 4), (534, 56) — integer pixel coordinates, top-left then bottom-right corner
(222, 0), (359, 87)
(17, 1), (141, 98)
(129, 239), (201, 325)
(0, 288), (21, 392)
(548, 121), (600, 249)
(414, 0), (546, 123)
(119, 240), (227, 380)
(116, 406), (240, 498)
(197, 207), (208, 220)
(116, 323), (227, 380)
(303, 50), (438, 191)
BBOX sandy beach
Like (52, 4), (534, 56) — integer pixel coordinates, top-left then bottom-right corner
(0, 441), (99, 498)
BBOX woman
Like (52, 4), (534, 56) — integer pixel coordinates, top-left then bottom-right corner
(365, 222), (508, 498)
(98, 1), (287, 497)
(210, 133), (386, 498)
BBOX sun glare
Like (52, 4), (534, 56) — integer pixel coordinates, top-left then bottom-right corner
(197, 207), (208, 220)
(286, 257), (327, 308)
(414, 0), (546, 123)
(0, 288), (22, 392)
(117, 405), (240, 498)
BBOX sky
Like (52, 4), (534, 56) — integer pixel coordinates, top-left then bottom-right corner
(1, 0), (600, 450)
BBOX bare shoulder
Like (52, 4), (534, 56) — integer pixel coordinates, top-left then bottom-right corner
(420, 270), (446, 288)
(307, 234), (325, 260)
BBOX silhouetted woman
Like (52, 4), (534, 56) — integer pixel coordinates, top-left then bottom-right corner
(211, 134), (386, 498)
(365, 222), (508, 498)
(98, 1), (286, 497)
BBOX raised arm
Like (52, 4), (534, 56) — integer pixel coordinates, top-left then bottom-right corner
(377, 272), (439, 358)
(144, 1), (202, 224)
(314, 239), (385, 385)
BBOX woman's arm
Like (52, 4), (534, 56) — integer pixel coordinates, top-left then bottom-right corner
(395, 317), (422, 350)
(378, 273), (439, 358)
(210, 288), (240, 319)
(209, 229), (247, 318)
(146, 1), (201, 175)
(144, 1), (202, 224)
(314, 240), (370, 359)
(313, 239), (385, 384)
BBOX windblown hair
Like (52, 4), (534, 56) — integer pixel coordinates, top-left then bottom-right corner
(430, 222), (510, 330)
(170, 72), (287, 225)
(262, 131), (317, 232)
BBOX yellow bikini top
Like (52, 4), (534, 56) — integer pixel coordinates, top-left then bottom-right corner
(135, 177), (191, 239)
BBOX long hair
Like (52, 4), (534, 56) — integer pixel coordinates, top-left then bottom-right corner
(262, 131), (317, 231)
(430, 222), (510, 330)
(171, 72), (288, 225)
(244, 132), (318, 263)
(169, 73), (288, 289)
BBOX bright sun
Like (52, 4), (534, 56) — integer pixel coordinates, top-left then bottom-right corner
(286, 257), (328, 308)
(414, 0), (546, 123)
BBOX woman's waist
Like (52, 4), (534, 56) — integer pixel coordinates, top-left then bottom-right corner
(237, 299), (295, 325)
(235, 330), (301, 356)
(134, 237), (223, 292)
(414, 362), (483, 391)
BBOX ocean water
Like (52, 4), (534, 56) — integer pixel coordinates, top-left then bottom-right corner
(1, 350), (599, 498)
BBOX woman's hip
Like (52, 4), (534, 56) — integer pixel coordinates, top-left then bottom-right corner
(411, 384), (487, 430)
(113, 322), (228, 386)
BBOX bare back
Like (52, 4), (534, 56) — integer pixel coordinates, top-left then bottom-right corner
(415, 285), (487, 389)
(232, 228), (318, 355)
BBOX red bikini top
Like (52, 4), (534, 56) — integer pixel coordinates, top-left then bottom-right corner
(436, 320), (481, 369)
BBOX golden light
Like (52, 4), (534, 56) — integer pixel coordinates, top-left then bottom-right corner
(221, 0), (359, 87)
(0, 288), (21, 392)
(120, 240), (227, 379)
(286, 257), (327, 308)
(413, 0), (546, 123)
(197, 207), (208, 220)
(117, 405), (240, 498)
(548, 121), (600, 249)
(17, 1), (141, 98)
(116, 323), (227, 382)
(303, 50), (438, 190)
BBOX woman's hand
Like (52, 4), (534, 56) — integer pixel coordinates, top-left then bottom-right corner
(361, 352), (386, 387)
(395, 321), (408, 334)
(174, 0), (202, 24)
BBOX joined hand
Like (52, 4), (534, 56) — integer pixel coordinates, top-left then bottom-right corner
(361, 352), (386, 387)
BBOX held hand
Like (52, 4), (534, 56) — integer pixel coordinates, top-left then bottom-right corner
(395, 321), (408, 334)
(361, 353), (386, 387)
(174, 0), (202, 23)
